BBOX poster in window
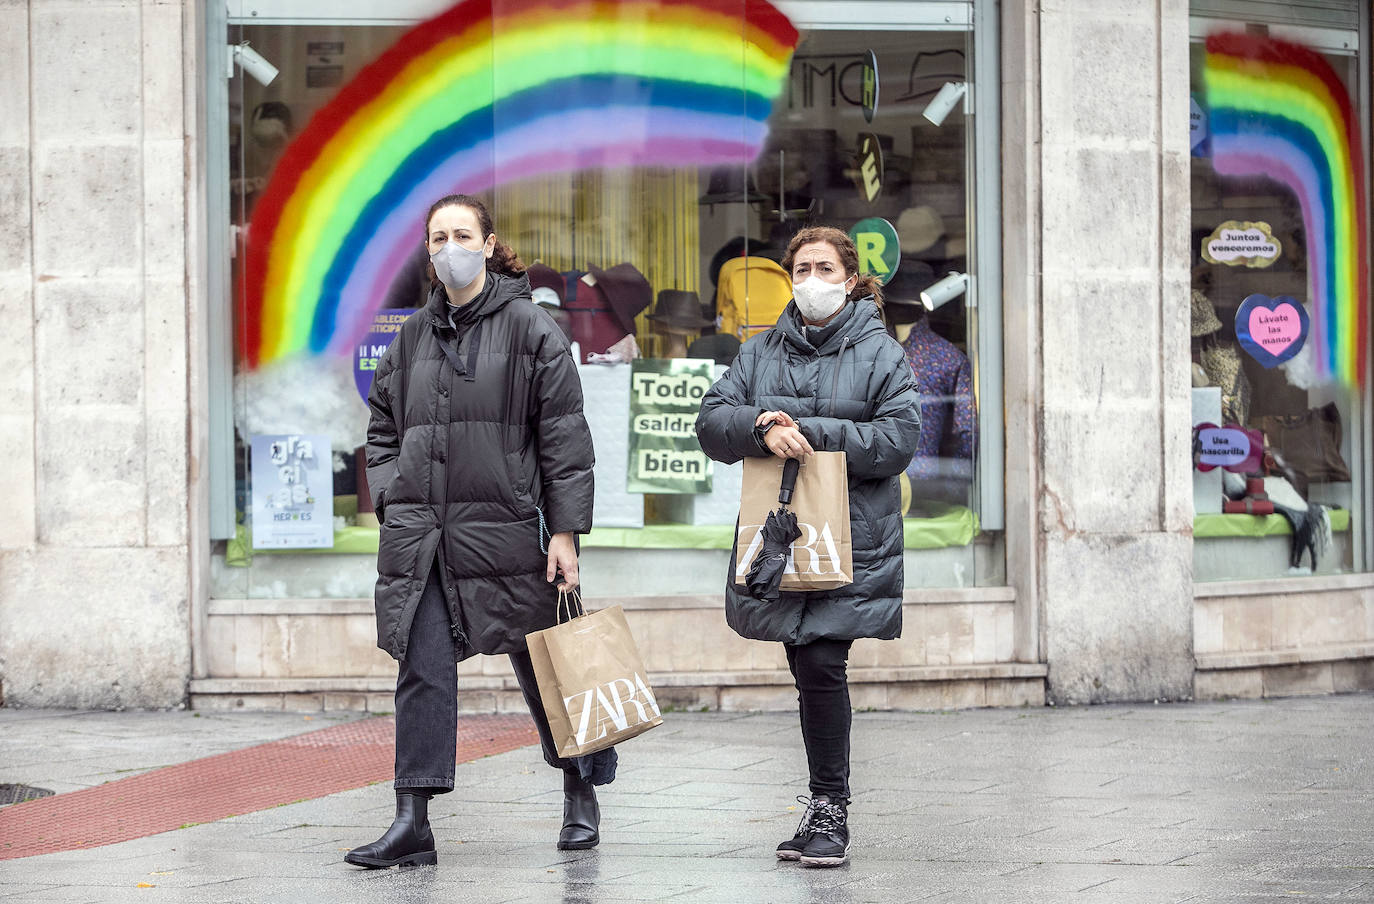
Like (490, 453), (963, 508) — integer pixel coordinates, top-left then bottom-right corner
(250, 434), (334, 549)
(627, 359), (714, 495)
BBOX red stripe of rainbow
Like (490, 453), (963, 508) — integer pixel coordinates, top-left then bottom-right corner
(241, 0), (797, 366)
(1203, 32), (1367, 387)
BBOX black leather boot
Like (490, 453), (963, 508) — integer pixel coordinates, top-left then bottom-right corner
(345, 791), (438, 868)
(557, 770), (600, 850)
(799, 798), (849, 867)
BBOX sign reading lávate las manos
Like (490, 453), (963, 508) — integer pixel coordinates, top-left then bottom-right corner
(627, 359), (714, 494)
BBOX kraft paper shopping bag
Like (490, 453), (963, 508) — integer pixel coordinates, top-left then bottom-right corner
(526, 590), (663, 758)
(736, 451), (854, 592)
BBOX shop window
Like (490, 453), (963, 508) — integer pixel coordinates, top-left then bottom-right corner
(211, 1), (1003, 599)
(1189, 9), (1371, 580)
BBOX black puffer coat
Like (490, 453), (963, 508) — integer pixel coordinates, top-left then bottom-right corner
(365, 272), (594, 661)
(695, 298), (920, 644)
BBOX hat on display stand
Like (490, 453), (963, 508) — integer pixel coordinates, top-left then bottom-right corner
(526, 263), (566, 308)
(698, 166), (769, 205)
(587, 262), (653, 335)
(647, 290), (714, 333)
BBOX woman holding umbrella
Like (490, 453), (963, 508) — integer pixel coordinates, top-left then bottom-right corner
(695, 226), (921, 868)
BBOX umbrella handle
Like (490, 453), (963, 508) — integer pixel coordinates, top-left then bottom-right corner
(779, 458), (801, 505)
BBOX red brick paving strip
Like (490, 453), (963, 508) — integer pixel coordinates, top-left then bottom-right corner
(0, 714), (537, 861)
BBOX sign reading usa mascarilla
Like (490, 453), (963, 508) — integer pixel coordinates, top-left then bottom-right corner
(627, 359), (714, 495)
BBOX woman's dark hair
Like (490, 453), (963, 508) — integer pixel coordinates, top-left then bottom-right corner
(780, 226), (884, 306)
(423, 194), (525, 285)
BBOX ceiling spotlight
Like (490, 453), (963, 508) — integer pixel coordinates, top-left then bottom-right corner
(920, 271), (969, 310)
(922, 81), (968, 127)
(231, 42), (279, 87)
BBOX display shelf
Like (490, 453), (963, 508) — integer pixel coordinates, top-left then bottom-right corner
(1193, 510), (1351, 539)
(225, 506), (982, 565)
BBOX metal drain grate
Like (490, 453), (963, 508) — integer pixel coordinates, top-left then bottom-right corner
(0, 784), (55, 806)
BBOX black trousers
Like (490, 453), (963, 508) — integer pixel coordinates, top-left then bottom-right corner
(785, 638), (854, 803)
(394, 558), (573, 793)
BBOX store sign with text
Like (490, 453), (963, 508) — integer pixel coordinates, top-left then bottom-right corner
(627, 359), (714, 494)
(250, 433), (334, 549)
(1202, 220), (1281, 268)
(1235, 293), (1308, 368)
(1194, 423), (1263, 473)
(354, 309), (416, 403)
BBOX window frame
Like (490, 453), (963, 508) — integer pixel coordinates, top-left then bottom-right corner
(207, 0), (1005, 537)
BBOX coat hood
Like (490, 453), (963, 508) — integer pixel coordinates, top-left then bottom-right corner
(424, 270), (533, 326)
(776, 296), (887, 355)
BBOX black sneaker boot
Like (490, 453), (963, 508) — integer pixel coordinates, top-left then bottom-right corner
(345, 791), (438, 868)
(799, 798), (849, 867)
(776, 796), (819, 861)
(557, 770), (600, 850)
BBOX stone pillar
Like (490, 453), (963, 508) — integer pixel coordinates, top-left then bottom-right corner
(1008, 0), (1196, 703)
(0, 1), (192, 708)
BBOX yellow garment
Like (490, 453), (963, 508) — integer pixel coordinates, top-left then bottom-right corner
(714, 256), (794, 340)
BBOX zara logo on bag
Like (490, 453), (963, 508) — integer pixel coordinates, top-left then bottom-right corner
(735, 521), (844, 578)
(563, 673), (662, 747)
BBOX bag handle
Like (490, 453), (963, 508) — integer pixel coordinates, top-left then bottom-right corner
(556, 586), (586, 624)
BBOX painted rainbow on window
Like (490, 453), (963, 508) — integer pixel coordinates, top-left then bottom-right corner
(1203, 32), (1368, 388)
(241, 0), (798, 367)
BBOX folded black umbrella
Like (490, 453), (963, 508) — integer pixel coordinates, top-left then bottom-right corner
(746, 458), (803, 600)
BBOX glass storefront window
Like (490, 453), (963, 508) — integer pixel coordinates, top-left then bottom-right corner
(211, 1), (1003, 599)
(1189, 10), (1371, 580)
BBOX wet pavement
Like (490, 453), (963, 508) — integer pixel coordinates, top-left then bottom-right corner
(0, 694), (1371, 903)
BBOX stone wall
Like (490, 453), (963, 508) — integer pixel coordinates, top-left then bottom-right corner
(1006, 0), (1197, 703)
(0, 1), (193, 708)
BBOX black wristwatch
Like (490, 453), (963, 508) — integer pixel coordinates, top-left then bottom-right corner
(753, 419), (777, 450)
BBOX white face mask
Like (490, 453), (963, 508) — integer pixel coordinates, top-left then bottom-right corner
(430, 239), (487, 290)
(792, 274), (851, 322)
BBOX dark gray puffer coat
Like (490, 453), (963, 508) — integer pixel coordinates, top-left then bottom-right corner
(695, 298), (920, 645)
(365, 272), (594, 661)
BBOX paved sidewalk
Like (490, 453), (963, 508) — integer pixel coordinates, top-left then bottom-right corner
(0, 694), (1371, 903)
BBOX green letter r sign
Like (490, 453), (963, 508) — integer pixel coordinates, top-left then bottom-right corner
(847, 217), (900, 285)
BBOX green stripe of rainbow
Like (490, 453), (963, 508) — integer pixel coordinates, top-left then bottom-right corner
(1203, 32), (1367, 387)
(243, 0), (798, 366)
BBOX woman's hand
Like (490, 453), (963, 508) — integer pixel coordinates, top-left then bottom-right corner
(546, 531), (580, 591)
(756, 409), (811, 459)
(755, 410), (797, 430)
(763, 425), (814, 459)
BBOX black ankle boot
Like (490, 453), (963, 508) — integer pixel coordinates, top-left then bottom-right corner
(345, 791), (438, 868)
(557, 770), (600, 850)
(799, 798), (849, 867)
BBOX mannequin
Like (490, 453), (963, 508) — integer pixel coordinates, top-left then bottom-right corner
(646, 290), (713, 359)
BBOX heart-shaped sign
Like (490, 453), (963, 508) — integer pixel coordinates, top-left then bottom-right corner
(1234, 293), (1309, 368)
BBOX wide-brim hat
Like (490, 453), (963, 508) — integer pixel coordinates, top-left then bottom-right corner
(698, 166), (769, 205)
(1191, 289), (1223, 336)
(648, 289), (714, 332)
(896, 205), (946, 255)
(709, 236), (750, 288)
(587, 262), (653, 334)
(880, 260), (937, 317)
(525, 263), (565, 308)
(687, 332), (741, 366)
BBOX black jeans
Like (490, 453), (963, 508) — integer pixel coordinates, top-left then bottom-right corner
(785, 638), (853, 803)
(394, 558), (574, 793)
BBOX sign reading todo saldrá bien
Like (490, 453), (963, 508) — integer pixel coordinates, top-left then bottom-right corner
(627, 359), (714, 495)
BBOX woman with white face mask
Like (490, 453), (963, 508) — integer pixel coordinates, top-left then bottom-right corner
(695, 226), (921, 869)
(350, 194), (605, 869)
